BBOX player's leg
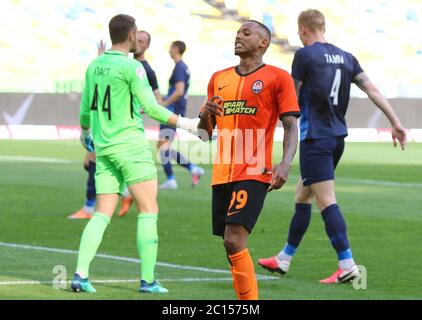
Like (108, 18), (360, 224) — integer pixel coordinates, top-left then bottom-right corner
(117, 185), (133, 217)
(308, 137), (359, 283)
(225, 224), (257, 300)
(169, 148), (204, 187)
(212, 184), (241, 298)
(158, 123), (204, 188)
(121, 146), (167, 293)
(223, 181), (268, 300)
(158, 125), (178, 189)
(71, 154), (121, 292)
(258, 178), (313, 275)
(171, 107), (204, 184)
(68, 152), (96, 219)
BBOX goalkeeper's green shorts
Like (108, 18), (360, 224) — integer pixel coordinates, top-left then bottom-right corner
(95, 145), (157, 195)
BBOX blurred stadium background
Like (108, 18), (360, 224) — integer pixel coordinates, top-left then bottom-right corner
(0, 0), (421, 300)
(0, 0), (422, 136)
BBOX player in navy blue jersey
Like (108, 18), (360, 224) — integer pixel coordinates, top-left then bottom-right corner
(134, 31), (163, 104)
(258, 9), (407, 284)
(158, 41), (204, 189)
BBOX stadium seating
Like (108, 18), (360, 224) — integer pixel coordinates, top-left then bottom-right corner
(0, 0), (420, 97)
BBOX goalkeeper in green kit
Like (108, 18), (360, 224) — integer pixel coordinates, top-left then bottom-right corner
(71, 14), (199, 294)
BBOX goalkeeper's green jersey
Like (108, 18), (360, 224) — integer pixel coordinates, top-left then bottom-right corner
(79, 50), (172, 155)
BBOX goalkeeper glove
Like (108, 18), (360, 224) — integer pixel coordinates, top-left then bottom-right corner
(80, 129), (95, 152)
(176, 116), (200, 136)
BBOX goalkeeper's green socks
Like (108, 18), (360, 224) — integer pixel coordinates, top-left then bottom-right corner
(137, 213), (159, 283)
(75, 212), (110, 278)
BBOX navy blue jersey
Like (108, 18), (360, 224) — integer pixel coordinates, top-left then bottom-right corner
(292, 42), (364, 140)
(167, 60), (190, 112)
(140, 60), (159, 91)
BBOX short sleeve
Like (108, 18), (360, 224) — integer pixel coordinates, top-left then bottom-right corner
(291, 48), (308, 82)
(173, 63), (187, 83)
(277, 71), (300, 118)
(146, 67), (159, 91)
(128, 62), (172, 123)
(351, 54), (364, 78)
(79, 66), (92, 128)
(127, 62), (150, 95)
(199, 73), (216, 116)
(207, 73), (216, 100)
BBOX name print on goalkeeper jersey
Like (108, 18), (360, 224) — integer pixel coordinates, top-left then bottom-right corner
(79, 50), (171, 156)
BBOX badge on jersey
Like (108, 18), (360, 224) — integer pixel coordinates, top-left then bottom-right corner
(252, 80), (263, 94)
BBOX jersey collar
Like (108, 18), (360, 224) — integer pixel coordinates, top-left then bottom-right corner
(104, 50), (127, 56)
(235, 64), (266, 77)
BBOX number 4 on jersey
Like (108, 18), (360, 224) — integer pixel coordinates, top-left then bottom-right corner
(330, 68), (341, 106)
(90, 84), (112, 120)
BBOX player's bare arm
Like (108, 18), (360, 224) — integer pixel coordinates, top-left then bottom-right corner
(268, 115), (299, 192)
(198, 96), (223, 141)
(162, 81), (185, 107)
(153, 89), (164, 105)
(354, 72), (407, 150)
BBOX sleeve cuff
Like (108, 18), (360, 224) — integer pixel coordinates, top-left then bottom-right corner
(279, 111), (301, 119)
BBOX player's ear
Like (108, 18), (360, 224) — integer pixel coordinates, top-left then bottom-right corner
(298, 24), (306, 36)
(260, 37), (269, 50)
(129, 29), (136, 42)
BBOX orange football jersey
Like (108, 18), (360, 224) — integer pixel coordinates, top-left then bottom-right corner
(206, 64), (300, 186)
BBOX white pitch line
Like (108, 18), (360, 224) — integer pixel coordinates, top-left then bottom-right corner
(0, 277), (245, 286)
(289, 174), (422, 189)
(2, 155), (420, 189)
(0, 242), (278, 282)
(0, 155), (73, 164)
(337, 177), (422, 189)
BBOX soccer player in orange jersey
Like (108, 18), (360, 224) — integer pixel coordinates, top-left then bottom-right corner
(198, 20), (300, 300)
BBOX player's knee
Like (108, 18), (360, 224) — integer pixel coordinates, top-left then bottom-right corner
(223, 238), (238, 254)
(315, 195), (336, 212)
(136, 202), (158, 214)
(223, 236), (245, 254)
(295, 193), (313, 203)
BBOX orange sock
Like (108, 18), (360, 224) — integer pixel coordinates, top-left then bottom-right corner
(228, 248), (259, 300)
(229, 265), (239, 297)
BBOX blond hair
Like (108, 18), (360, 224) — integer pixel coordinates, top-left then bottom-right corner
(298, 9), (325, 32)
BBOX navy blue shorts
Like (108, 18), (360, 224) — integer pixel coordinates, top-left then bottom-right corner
(159, 105), (186, 141)
(299, 137), (345, 186)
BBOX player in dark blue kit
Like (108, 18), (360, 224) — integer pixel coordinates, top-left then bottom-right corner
(259, 9), (407, 283)
(158, 41), (204, 189)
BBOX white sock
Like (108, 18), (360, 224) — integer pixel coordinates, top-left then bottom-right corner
(83, 205), (94, 214)
(277, 250), (293, 264)
(122, 187), (131, 198)
(339, 258), (356, 271)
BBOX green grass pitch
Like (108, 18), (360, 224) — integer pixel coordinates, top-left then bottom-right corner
(0, 140), (421, 300)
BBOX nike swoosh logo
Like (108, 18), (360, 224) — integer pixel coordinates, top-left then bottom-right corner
(227, 211), (240, 216)
(239, 289), (251, 296)
(338, 270), (357, 282)
(3, 94), (34, 125)
(218, 84), (229, 91)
